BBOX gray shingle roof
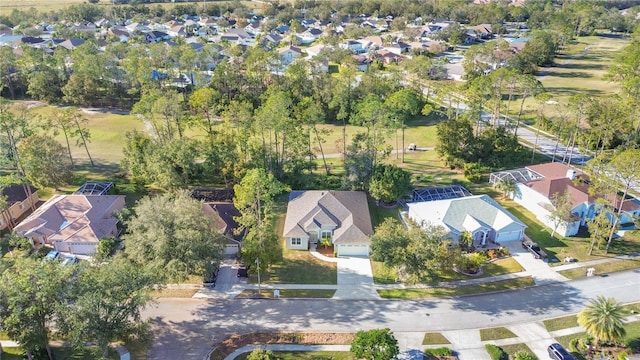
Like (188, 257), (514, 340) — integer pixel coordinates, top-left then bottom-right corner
(283, 191), (373, 245)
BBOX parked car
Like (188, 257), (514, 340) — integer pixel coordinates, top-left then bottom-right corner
(237, 264), (249, 278)
(407, 143), (417, 151)
(522, 239), (547, 259)
(61, 254), (77, 266)
(548, 343), (574, 360)
(44, 250), (60, 261)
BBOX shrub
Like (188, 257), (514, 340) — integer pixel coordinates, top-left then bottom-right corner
(484, 344), (507, 360)
(468, 252), (489, 265)
(35, 246), (52, 258)
(487, 249), (498, 259)
(424, 347), (452, 356)
(513, 351), (538, 360)
(617, 351), (629, 360)
(464, 162), (485, 183)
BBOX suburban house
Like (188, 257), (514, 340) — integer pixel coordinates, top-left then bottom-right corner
(0, 185), (38, 231)
(283, 191), (374, 257)
(339, 39), (365, 54)
(296, 27), (322, 44)
(278, 45), (303, 66)
(408, 194), (527, 246)
(203, 202), (244, 255)
(490, 162), (597, 236)
(14, 194), (125, 255)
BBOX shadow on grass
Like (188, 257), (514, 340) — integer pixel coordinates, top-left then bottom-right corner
(558, 62), (606, 71)
(541, 71), (593, 79)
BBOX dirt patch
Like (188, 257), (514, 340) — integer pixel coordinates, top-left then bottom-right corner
(210, 332), (355, 360)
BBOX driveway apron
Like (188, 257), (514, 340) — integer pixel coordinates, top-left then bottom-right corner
(503, 239), (568, 285)
(333, 256), (379, 300)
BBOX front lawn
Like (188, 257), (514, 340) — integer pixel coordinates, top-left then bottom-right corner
(544, 315), (579, 332)
(236, 289), (336, 299)
(423, 332), (451, 345)
(479, 327), (516, 341)
(555, 320), (640, 359)
(499, 343), (535, 359)
(378, 276), (535, 299)
(372, 257), (523, 285)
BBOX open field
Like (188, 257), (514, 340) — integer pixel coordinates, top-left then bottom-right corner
(509, 34), (630, 123)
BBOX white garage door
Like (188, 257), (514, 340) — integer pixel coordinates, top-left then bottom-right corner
(336, 244), (369, 257)
(225, 244), (239, 255)
(497, 230), (523, 242)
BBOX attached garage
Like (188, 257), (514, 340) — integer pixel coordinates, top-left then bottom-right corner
(495, 229), (524, 242)
(225, 242), (240, 255)
(336, 244), (369, 257)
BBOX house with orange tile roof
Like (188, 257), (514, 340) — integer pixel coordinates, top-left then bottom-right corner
(14, 194), (125, 255)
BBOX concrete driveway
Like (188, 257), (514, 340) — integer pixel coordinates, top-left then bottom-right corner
(333, 256), (379, 300)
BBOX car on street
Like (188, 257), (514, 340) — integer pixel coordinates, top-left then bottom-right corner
(44, 250), (60, 261)
(522, 239), (547, 259)
(237, 264), (249, 278)
(548, 343), (574, 360)
(407, 143), (417, 151)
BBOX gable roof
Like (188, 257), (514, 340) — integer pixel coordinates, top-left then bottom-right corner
(202, 202), (243, 241)
(283, 191), (373, 245)
(524, 162), (595, 208)
(408, 195), (526, 235)
(14, 195), (124, 244)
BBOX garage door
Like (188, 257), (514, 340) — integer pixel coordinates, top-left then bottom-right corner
(497, 230), (522, 242)
(336, 244), (369, 257)
(225, 244), (239, 255)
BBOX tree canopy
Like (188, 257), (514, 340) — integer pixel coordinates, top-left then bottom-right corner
(122, 190), (225, 282)
(350, 328), (399, 360)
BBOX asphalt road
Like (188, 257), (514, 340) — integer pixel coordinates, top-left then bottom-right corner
(143, 269), (640, 359)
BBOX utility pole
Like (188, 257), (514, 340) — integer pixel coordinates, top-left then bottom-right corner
(255, 257), (261, 296)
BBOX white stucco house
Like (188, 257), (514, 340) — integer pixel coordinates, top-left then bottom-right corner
(283, 191), (374, 257)
(14, 194), (125, 255)
(408, 194), (526, 246)
(490, 162), (597, 237)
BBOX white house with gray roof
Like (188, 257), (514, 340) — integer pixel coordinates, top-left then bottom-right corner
(283, 191), (374, 256)
(408, 194), (526, 246)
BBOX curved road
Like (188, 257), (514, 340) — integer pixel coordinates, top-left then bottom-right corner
(144, 269), (640, 359)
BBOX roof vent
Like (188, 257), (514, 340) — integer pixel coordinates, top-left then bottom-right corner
(566, 169), (576, 181)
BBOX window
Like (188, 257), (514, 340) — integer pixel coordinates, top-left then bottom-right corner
(291, 238), (301, 245)
(321, 230), (332, 239)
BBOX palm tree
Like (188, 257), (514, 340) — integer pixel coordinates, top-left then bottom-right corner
(495, 178), (517, 199)
(577, 296), (626, 345)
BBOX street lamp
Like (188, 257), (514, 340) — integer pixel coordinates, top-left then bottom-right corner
(255, 257), (261, 296)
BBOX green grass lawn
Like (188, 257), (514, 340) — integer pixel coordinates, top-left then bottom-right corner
(0, 346), (119, 359)
(258, 210), (337, 285)
(235, 351), (355, 360)
(479, 327), (516, 341)
(378, 276), (535, 299)
(422, 332), (451, 345)
(544, 315), (579, 332)
(236, 289), (335, 298)
(372, 257), (523, 285)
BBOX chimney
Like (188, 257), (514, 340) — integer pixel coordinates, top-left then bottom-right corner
(566, 169), (576, 181)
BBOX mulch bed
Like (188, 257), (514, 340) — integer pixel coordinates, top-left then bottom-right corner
(316, 245), (335, 257)
(210, 332), (356, 360)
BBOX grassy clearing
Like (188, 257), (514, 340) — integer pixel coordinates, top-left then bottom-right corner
(235, 351), (355, 360)
(236, 289), (335, 298)
(543, 315), (579, 332)
(508, 35), (629, 123)
(422, 332), (451, 345)
(378, 276), (535, 299)
(479, 327), (516, 341)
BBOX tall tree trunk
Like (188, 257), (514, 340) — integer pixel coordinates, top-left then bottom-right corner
(606, 187), (629, 253)
(313, 126), (329, 175)
(515, 92), (528, 136)
(401, 119), (405, 164)
(62, 129), (74, 166)
(74, 120), (94, 167)
(531, 126), (540, 164)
